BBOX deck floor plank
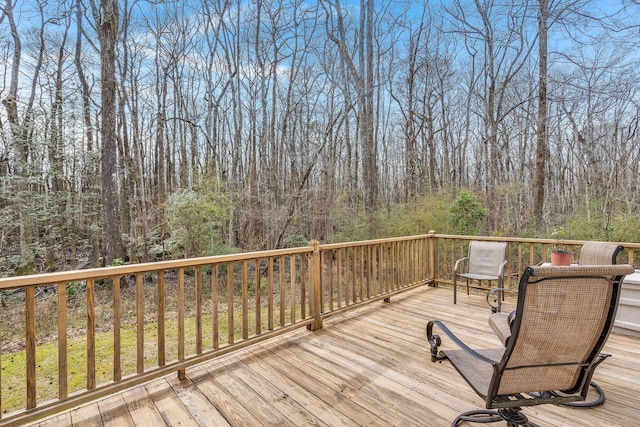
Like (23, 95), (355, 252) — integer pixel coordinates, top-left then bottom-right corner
(165, 373), (232, 427)
(122, 384), (167, 426)
(98, 393), (135, 427)
(24, 286), (640, 427)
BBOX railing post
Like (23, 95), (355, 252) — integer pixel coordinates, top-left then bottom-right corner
(428, 230), (437, 287)
(308, 240), (323, 331)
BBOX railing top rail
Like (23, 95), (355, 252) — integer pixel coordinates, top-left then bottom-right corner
(0, 246), (312, 290)
(430, 234), (640, 249)
(318, 234), (433, 250)
(3, 233), (639, 289)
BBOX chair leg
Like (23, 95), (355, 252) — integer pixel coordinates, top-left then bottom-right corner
(453, 275), (457, 304)
(453, 408), (540, 427)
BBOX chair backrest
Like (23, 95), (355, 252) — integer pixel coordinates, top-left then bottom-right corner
(467, 241), (507, 276)
(488, 264), (634, 404)
(578, 241), (623, 265)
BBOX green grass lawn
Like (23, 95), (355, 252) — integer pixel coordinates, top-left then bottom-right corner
(1, 305), (301, 415)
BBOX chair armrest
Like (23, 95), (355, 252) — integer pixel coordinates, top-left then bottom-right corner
(454, 257), (469, 274)
(497, 260), (507, 277)
(427, 320), (500, 365)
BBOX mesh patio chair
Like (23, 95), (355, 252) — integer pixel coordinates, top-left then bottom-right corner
(427, 264), (634, 426)
(577, 241), (623, 265)
(486, 242), (626, 408)
(453, 241), (507, 304)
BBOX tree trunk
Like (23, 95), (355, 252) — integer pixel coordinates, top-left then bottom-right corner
(93, 0), (124, 264)
(533, 0), (548, 226)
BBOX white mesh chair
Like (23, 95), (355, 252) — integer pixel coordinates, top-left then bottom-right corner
(453, 241), (507, 304)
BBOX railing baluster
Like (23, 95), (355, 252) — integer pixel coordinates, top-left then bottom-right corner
(87, 279), (96, 390)
(351, 248), (357, 304)
(157, 271), (165, 367)
(267, 258), (274, 331)
(337, 249), (343, 308)
(58, 282), (67, 399)
(327, 250), (334, 312)
(255, 259), (261, 335)
(300, 254), (306, 319)
(279, 256), (285, 327)
(359, 246), (365, 301)
(212, 264), (219, 349)
(242, 260), (248, 340)
(113, 275), (122, 381)
(196, 266), (203, 355)
(26, 286), (36, 410)
(136, 273), (144, 374)
(290, 255), (296, 324)
(178, 268), (185, 380)
(228, 263), (234, 345)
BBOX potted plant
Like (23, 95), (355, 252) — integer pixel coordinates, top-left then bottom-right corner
(550, 227), (573, 266)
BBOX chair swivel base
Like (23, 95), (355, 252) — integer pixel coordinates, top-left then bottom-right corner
(556, 381), (605, 408)
(452, 407), (540, 427)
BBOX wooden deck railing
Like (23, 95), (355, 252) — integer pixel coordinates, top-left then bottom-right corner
(0, 233), (638, 426)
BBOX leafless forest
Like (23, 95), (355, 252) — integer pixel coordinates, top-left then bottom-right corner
(1, 0), (639, 275)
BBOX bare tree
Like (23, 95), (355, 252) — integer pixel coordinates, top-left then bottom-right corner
(91, 0), (124, 264)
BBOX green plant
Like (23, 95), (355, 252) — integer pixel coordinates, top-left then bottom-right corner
(550, 226), (571, 253)
(165, 176), (232, 257)
(449, 190), (488, 235)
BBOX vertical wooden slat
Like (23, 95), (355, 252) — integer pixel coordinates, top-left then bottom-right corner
(351, 248), (357, 304)
(136, 273), (144, 374)
(178, 268), (185, 359)
(242, 260), (248, 340)
(268, 258), (274, 331)
(86, 279), (96, 390)
(290, 255), (296, 324)
(212, 264), (219, 349)
(26, 286), (36, 410)
(178, 268), (186, 380)
(157, 271), (165, 367)
(372, 244), (377, 297)
(308, 240), (323, 331)
(300, 254), (306, 319)
(279, 256), (285, 327)
(359, 246), (365, 301)
(228, 263), (234, 345)
(327, 250), (334, 312)
(196, 266), (203, 354)
(381, 244), (387, 293)
(530, 243), (536, 267)
(337, 249), (343, 309)
(113, 276), (122, 381)
(58, 282), (67, 399)
(255, 259), (261, 335)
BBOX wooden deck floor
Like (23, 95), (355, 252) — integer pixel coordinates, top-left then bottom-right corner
(29, 287), (640, 427)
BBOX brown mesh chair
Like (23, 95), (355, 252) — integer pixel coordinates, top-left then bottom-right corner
(488, 242), (624, 343)
(453, 241), (507, 304)
(427, 264), (634, 426)
(577, 241), (623, 265)
(486, 242), (626, 408)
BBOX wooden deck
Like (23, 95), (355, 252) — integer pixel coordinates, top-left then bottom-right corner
(28, 286), (640, 427)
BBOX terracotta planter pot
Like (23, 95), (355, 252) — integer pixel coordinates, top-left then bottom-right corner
(551, 250), (573, 266)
